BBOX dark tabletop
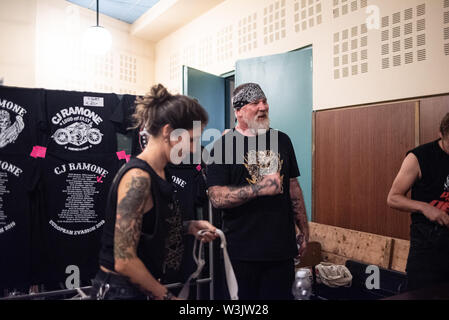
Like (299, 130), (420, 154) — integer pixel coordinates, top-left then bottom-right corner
(383, 282), (449, 300)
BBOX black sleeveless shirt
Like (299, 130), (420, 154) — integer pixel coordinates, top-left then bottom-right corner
(99, 158), (184, 281)
(407, 139), (449, 225)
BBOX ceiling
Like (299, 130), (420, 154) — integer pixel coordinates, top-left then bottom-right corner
(66, 0), (161, 24)
(131, 0), (225, 42)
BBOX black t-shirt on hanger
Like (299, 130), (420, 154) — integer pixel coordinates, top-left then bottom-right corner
(43, 90), (122, 154)
(0, 86), (46, 156)
(0, 154), (40, 289)
(35, 152), (125, 285)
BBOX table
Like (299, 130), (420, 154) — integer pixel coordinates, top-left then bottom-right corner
(383, 282), (449, 300)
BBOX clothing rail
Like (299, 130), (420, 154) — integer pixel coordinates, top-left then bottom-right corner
(0, 286), (93, 300)
(0, 201), (217, 301)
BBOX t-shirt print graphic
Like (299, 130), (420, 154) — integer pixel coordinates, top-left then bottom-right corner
(0, 86), (46, 155)
(162, 198), (184, 274)
(244, 150), (284, 190)
(0, 109), (24, 148)
(45, 90), (121, 154)
(430, 174), (449, 213)
(51, 108), (104, 152)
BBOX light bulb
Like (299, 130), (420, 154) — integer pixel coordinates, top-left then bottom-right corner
(83, 26), (112, 55)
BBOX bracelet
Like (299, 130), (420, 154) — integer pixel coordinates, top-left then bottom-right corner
(163, 290), (174, 300)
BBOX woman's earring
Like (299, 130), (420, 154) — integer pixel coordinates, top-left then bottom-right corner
(139, 128), (150, 137)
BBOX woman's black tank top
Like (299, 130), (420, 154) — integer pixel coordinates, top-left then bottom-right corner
(98, 157), (184, 281)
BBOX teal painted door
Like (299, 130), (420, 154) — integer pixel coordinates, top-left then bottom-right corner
(235, 47), (313, 219)
(183, 66), (226, 147)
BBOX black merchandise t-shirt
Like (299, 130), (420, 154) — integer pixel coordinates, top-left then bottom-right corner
(206, 128), (300, 261)
(0, 86), (46, 156)
(108, 94), (144, 156)
(35, 152), (124, 285)
(167, 160), (208, 281)
(0, 154), (39, 288)
(110, 94), (137, 135)
(408, 139), (449, 225)
(43, 90), (122, 154)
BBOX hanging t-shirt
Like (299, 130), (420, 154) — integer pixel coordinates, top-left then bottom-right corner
(43, 90), (122, 154)
(110, 94), (137, 134)
(167, 159), (208, 282)
(408, 139), (449, 224)
(35, 152), (125, 285)
(206, 128), (300, 261)
(0, 154), (39, 289)
(0, 86), (46, 156)
(108, 94), (144, 156)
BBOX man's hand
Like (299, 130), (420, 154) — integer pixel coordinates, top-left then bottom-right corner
(188, 220), (218, 242)
(421, 204), (449, 227)
(257, 172), (283, 196)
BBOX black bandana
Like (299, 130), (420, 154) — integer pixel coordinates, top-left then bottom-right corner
(232, 83), (267, 110)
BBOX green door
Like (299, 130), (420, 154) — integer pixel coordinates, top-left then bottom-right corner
(182, 66), (226, 147)
(235, 47), (313, 219)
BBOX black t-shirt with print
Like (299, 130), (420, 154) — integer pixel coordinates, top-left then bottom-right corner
(0, 86), (46, 156)
(206, 128), (300, 261)
(43, 90), (121, 154)
(167, 160), (208, 282)
(34, 152), (124, 285)
(408, 139), (449, 225)
(0, 154), (39, 289)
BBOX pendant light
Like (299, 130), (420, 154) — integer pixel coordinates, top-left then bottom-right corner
(83, 0), (112, 55)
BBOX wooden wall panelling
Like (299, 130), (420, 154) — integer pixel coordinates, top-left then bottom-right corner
(314, 102), (416, 239)
(420, 95), (449, 144)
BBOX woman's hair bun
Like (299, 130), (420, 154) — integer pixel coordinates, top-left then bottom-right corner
(130, 83), (208, 137)
(150, 84), (171, 105)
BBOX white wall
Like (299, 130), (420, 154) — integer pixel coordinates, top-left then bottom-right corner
(0, 0), (37, 87)
(0, 0), (155, 95)
(154, 0), (449, 110)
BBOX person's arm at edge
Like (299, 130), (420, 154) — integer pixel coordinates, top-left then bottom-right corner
(387, 152), (449, 227)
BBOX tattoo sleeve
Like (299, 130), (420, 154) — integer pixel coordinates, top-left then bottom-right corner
(290, 178), (309, 241)
(208, 176), (280, 209)
(114, 170), (151, 261)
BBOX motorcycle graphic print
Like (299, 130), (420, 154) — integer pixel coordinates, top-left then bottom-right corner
(52, 122), (103, 150)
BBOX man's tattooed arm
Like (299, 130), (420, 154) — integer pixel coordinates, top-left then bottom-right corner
(208, 173), (283, 209)
(290, 178), (309, 242)
(112, 169), (172, 300)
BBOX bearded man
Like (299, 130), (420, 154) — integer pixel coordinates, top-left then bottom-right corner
(206, 83), (309, 300)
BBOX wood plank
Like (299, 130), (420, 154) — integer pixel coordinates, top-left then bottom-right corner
(314, 102), (414, 239)
(390, 238), (410, 273)
(420, 95), (449, 144)
(321, 252), (348, 266)
(309, 222), (392, 268)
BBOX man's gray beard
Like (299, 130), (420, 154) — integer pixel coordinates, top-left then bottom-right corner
(244, 114), (270, 135)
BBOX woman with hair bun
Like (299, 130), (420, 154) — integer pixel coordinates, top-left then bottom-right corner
(92, 84), (217, 300)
